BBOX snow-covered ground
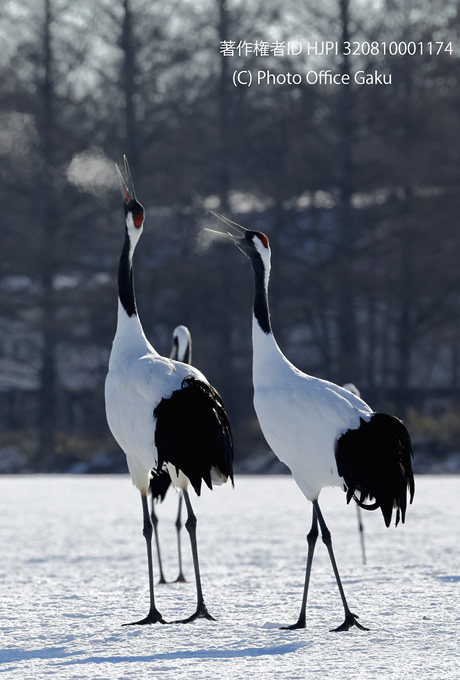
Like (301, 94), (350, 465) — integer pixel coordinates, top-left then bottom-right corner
(0, 474), (458, 679)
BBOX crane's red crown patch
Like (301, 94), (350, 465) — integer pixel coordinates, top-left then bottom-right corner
(132, 205), (144, 228)
(256, 232), (269, 248)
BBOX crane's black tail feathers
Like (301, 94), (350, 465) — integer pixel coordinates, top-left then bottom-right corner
(154, 376), (234, 497)
(335, 413), (415, 527)
(149, 468), (172, 503)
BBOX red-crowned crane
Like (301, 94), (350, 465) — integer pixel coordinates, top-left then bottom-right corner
(206, 213), (414, 632)
(149, 325), (192, 584)
(105, 160), (233, 625)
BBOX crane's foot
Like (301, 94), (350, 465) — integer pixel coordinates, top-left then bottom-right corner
(122, 609), (168, 626)
(174, 601), (216, 624)
(280, 616), (306, 630)
(330, 612), (369, 632)
(174, 572), (187, 584)
(157, 576), (168, 585)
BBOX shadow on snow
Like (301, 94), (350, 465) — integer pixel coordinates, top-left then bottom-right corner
(57, 643), (306, 665)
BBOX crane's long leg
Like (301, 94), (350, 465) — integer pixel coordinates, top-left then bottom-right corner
(281, 506), (319, 630)
(313, 500), (369, 632)
(150, 501), (168, 584)
(174, 494), (187, 583)
(174, 490), (215, 623)
(123, 493), (167, 626)
(356, 505), (367, 566)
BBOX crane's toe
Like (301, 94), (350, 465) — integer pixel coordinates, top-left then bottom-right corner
(122, 610), (168, 626)
(280, 618), (306, 630)
(330, 612), (369, 632)
(174, 601), (216, 624)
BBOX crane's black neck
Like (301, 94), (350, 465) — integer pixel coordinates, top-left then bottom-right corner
(184, 340), (192, 364)
(173, 336), (192, 364)
(251, 253), (272, 335)
(171, 336), (178, 360)
(118, 231), (137, 318)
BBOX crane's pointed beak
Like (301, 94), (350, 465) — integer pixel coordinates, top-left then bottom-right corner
(115, 155), (137, 204)
(123, 155), (137, 200)
(203, 227), (236, 242)
(204, 211), (247, 244)
(209, 211), (247, 236)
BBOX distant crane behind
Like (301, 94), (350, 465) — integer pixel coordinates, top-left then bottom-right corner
(149, 325), (192, 584)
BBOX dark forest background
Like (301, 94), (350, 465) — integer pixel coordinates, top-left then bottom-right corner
(1, 0), (460, 474)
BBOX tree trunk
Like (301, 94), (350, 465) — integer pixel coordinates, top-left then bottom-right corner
(336, 0), (359, 385)
(37, 0), (58, 467)
(215, 0), (237, 416)
(121, 0), (139, 168)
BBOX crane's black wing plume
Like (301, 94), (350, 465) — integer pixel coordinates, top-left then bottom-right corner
(335, 413), (415, 527)
(149, 468), (172, 503)
(154, 376), (234, 496)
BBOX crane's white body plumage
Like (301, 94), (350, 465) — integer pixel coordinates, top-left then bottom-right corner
(250, 246), (372, 500)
